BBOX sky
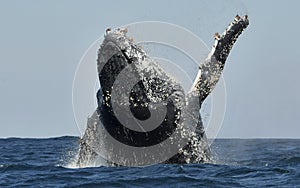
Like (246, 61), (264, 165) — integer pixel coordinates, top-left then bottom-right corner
(0, 0), (299, 138)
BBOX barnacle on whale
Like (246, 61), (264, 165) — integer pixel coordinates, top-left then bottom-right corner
(77, 15), (249, 167)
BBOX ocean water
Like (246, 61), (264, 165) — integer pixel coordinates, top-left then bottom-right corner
(0, 137), (299, 187)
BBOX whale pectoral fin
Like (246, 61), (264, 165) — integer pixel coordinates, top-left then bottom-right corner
(189, 15), (249, 103)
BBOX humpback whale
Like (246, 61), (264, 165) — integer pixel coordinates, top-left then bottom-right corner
(77, 15), (249, 167)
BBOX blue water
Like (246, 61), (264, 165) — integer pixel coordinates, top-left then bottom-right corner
(0, 137), (299, 187)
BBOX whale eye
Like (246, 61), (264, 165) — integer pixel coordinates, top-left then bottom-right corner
(96, 89), (103, 106)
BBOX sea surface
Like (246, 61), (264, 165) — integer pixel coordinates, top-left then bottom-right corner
(0, 137), (299, 187)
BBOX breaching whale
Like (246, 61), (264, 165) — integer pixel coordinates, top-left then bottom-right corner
(77, 15), (249, 167)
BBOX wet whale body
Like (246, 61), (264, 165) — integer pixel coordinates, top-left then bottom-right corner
(77, 15), (249, 167)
